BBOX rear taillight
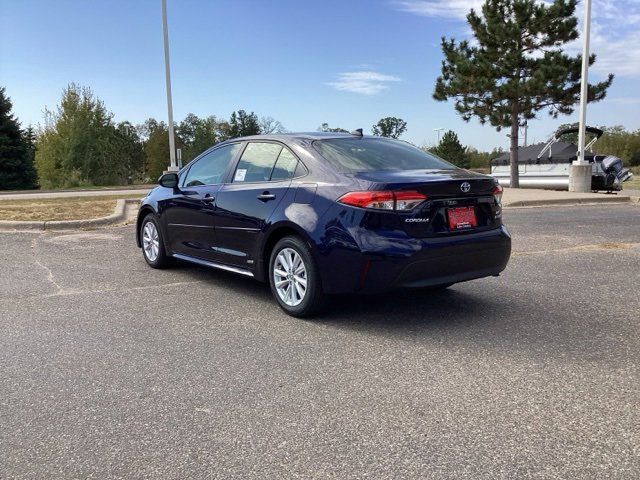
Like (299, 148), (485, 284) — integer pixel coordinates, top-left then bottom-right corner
(492, 184), (503, 205)
(338, 190), (427, 211)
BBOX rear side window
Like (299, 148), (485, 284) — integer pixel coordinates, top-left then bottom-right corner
(232, 142), (303, 182)
(271, 148), (299, 181)
(312, 137), (455, 173)
(183, 143), (241, 187)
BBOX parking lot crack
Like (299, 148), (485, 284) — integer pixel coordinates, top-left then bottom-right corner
(31, 235), (80, 296)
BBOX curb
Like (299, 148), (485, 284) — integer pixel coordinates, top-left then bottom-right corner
(0, 198), (141, 231)
(504, 195), (633, 208)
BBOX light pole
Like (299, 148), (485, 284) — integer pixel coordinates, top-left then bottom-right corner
(434, 128), (444, 143)
(161, 0), (178, 172)
(569, 0), (592, 192)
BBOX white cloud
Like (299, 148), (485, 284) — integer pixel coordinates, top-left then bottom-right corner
(327, 71), (401, 95)
(578, 0), (640, 77)
(583, 30), (640, 77)
(394, 0), (640, 78)
(393, 0), (483, 20)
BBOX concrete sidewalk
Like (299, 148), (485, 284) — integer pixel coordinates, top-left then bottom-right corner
(0, 187), (150, 201)
(502, 187), (636, 208)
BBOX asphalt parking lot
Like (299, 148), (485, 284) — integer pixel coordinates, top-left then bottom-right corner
(1, 204), (638, 479)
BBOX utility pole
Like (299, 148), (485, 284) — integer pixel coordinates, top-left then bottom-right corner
(161, 0), (178, 172)
(434, 128), (444, 143)
(521, 120), (528, 147)
(569, 0), (592, 192)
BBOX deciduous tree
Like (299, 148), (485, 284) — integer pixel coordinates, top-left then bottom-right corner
(318, 123), (348, 133)
(178, 114), (224, 164)
(35, 84), (135, 187)
(372, 117), (407, 138)
(140, 118), (171, 181)
(259, 116), (286, 134)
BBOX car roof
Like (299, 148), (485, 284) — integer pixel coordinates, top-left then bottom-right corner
(224, 132), (360, 143)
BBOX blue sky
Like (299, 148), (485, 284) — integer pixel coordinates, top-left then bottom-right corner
(1, 0), (639, 150)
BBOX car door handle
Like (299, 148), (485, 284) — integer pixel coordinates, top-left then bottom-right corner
(257, 192), (276, 201)
(202, 194), (215, 204)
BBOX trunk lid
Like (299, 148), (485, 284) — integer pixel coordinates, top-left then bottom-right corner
(348, 169), (502, 238)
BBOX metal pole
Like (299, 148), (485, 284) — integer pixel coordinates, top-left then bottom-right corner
(434, 128), (444, 143)
(576, 0), (591, 165)
(162, 0), (178, 171)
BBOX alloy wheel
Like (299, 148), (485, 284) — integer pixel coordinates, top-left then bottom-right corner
(273, 247), (308, 307)
(142, 221), (160, 262)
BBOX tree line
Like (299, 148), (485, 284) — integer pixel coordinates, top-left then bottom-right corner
(33, 84), (290, 188)
(1, 84), (414, 190)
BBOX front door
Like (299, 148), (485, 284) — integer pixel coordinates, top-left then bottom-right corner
(163, 142), (242, 261)
(214, 142), (300, 267)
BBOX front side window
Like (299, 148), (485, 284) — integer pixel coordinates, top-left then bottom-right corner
(233, 142), (283, 183)
(183, 143), (241, 187)
(312, 137), (455, 173)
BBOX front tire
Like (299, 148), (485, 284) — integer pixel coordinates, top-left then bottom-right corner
(140, 213), (172, 269)
(269, 236), (323, 318)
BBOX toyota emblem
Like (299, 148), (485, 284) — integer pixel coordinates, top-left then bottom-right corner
(460, 182), (471, 193)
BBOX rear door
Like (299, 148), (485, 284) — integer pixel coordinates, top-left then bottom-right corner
(213, 141), (300, 267)
(163, 143), (242, 260)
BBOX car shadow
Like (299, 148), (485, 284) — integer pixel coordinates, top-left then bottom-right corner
(320, 287), (503, 329)
(169, 261), (630, 363)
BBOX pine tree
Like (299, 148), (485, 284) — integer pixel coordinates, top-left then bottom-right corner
(433, 0), (613, 187)
(0, 87), (38, 189)
(372, 117), (407, 139)
(430, 130), (469, 168)
(21, 125), (39, 188)
(227, 110), (261, 138)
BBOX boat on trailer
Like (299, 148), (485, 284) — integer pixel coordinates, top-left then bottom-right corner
(491, 126), (633, 191)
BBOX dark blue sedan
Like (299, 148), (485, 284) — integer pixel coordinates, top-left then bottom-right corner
(136, 132), (511, 317)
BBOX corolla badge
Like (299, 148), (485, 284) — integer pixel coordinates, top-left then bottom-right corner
(460, 182), (471, 193)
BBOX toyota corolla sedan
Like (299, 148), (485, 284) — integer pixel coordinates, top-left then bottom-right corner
(137, 132), (511, 317)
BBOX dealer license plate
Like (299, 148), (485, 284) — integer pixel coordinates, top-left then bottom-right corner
(447, 206), (477, 230)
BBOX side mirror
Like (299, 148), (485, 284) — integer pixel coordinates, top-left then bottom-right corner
(159, 172), (179, 189)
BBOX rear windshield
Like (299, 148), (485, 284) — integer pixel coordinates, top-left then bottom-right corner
(312, 137), (455, 173)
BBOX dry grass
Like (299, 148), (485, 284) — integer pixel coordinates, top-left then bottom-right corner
(624, 177), (640, 191)
(0, 194), (144, 221)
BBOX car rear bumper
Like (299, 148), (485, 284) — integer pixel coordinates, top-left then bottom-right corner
(318, 226), (511, 294)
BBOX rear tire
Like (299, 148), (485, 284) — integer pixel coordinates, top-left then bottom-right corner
(140, 213), (173, 269)
(269, 236), (323, 318)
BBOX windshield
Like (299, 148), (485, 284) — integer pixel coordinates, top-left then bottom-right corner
(312, 137), (455, 173)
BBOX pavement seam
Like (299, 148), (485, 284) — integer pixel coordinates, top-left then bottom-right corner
(0, 279), (207, 302)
